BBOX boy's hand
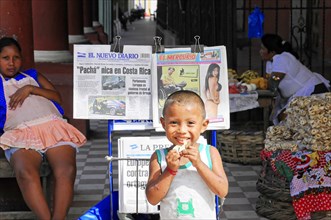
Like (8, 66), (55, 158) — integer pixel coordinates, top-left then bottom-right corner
(166, 149), (180, 171)
(181, 145), (202, 168)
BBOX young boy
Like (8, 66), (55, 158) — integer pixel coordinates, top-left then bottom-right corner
(146, 90), (228, 219)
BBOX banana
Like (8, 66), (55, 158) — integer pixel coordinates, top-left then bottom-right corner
(238, 70), (259, 83)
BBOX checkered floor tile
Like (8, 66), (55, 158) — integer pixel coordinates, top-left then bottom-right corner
(67, 120), (110, 219)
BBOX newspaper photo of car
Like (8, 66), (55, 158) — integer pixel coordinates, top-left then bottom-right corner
(89, 97), (126, 116)
(74, 44), (152, 120)
(102, 76), (125, 90)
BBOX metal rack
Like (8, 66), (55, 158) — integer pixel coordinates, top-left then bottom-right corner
(106, 120), (221, 219)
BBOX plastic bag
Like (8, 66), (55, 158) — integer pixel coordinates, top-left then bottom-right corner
(248, 7), (264, 38)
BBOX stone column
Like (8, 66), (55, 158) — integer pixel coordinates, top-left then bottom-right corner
(31, 0), (88, 136)
(83, 0), (99, 43)
(0, 0), (34, 69)
(92, 0), (101, 28)
(92, 0), (109, 44)
(83, 0), (96, 34)
(68, 0), (89, 53)
(32, 0), (72, 63)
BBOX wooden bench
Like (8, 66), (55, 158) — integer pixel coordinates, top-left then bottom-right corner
(0, 149), (52, 219)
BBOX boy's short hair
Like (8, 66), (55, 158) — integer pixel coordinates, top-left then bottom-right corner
(162, 90), (206, 118)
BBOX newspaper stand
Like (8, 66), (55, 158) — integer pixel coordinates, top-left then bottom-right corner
(71, 35), (227, 219)
(103, 36), (225, 220)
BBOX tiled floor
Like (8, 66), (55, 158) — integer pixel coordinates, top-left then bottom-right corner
(67, 19), (269, 219)
(67, 120), (110, 219)
(220, 163), (266, 220)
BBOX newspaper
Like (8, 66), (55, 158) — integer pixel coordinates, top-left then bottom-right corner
(73, 45), (152, 120)
(118, 136), (172, 213)
(152, 46), (230, 130)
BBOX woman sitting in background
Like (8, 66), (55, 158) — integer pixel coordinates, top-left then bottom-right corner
(260, 33), (330, 125)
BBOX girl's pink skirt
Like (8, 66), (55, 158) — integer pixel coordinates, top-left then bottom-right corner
(0, 116), (86, 150)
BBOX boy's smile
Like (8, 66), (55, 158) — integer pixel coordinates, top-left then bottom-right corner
(160, 102), (208, 147)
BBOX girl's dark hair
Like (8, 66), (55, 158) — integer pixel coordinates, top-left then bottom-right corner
(205, 63), (221, 92)
(261, 34), (299, 59)
(0, 37), (22, 53)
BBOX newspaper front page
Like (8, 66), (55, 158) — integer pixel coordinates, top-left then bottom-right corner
(152, 46), (230, 130)
(73, 45), (152, 120)
(118, 136), (172, 213)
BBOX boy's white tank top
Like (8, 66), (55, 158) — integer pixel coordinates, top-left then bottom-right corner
(156, 144), (216, 219)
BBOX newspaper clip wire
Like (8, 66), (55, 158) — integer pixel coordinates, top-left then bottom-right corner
(217, 197), (226, 220)
(152, 36), (164, 53)
(110, 35), (123, 53)
(105, 155), (151, 215)
(191, 35), (204, 53)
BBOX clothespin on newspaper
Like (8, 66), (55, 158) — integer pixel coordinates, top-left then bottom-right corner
(190, 35), (204, 53)
(110, 35), (123, 53)
(152, 36), (164, 53)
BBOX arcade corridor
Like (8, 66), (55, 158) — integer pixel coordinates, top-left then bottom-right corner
(68, 19), (267, 220)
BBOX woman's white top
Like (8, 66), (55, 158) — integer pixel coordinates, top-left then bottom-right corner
(266, 52), (327, 98)
(266, 52), (330, 124)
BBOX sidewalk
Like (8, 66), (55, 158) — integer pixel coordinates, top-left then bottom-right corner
(114, 18), (156, 46)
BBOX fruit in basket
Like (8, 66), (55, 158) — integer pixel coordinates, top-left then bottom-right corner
(228, 68), (239, 84)
(238, 70), (259, 83)
(249, 77), (268, 90)
(228, 69), (238, 79)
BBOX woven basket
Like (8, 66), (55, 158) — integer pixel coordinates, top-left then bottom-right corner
(255, 156), (295, 219)
(256, 194), (331, 220)
(256, 154), (331, 220)
(255, 194), (295, 220)
(311, 211), (331, 220)
(217, 130), (264, 164)
(256, 160), (292, 202)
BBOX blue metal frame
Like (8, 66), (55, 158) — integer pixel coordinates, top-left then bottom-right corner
(211, 130), (220, 218)
(78, 195), (113, 220)
(107, 120), (118, 220)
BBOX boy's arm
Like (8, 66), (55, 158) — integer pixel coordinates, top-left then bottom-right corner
(194, 146), (228, 198)
(145, 152), (176, 205)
